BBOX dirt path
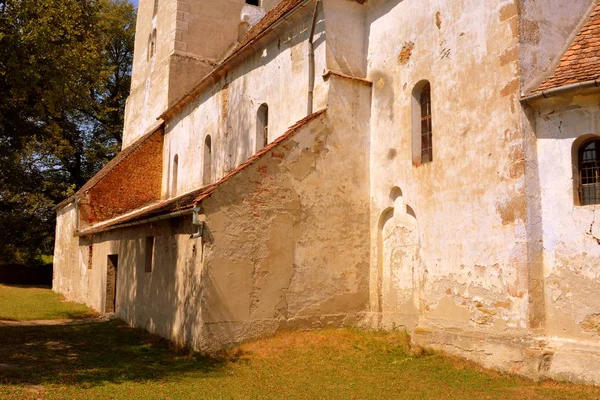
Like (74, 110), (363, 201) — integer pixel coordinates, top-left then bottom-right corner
(0, 316), (108, 327)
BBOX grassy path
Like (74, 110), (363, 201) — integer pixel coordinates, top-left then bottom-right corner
(0, 284), (95, 321)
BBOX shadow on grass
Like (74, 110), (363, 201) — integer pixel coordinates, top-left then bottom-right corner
(0, 320), (235, 387)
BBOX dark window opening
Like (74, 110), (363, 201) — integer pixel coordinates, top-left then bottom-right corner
(87, 244), (93, 270)
(148, 29), (157, 61)
(246, 0), (260, 5)
(203, 135), (212, 186)
(420, 83), (432, 163)
(172, 154), (178, 196)
(145, 237), (154, 273)
(105, 255), (119, 314)
(579, 139), (600, 205)
(257, 103), (269, 151)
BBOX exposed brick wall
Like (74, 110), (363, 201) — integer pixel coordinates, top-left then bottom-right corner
(85, 130), (164, 223)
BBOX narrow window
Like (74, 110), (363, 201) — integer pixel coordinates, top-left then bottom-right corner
(256, 103), (269, 151)
(153, 0), (159, 16)
(578, 139), (600, 205)
(411, 81), (433, 166)
(420, 83), (433, 163)
(246, 0), (260, 5)
(172, 154), (178, 196)
(148, 29), (157, 61)
(203, 136), (212, 186)
(145, 237), (155, 273)
(87, 243), (93, 270)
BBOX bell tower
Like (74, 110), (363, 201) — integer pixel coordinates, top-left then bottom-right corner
(123, 0), (267, 147)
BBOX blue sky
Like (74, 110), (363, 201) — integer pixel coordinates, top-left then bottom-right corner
(130, 0), (138, 7)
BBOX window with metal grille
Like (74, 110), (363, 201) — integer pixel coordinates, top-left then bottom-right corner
(420, 83), (432, 163)
(579, 139), (600, 205)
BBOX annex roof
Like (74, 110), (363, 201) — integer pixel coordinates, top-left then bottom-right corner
(55, 121), (164, 210)
(528, 4), (600, 96)
(77, 109), (327, 236)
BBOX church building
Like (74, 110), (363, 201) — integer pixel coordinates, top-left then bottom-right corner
(54, 0), (600, 384)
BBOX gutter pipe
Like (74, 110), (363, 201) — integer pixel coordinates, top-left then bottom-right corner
(520, 78), (600, 103)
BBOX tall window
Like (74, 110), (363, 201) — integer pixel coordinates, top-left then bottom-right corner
(578, 139), (600, 205)
(148, 29), (157, 61)
(172, 154), (178, 196)
(203, 136), (212, 186)
(256, 103), (269, 151)
(420, 83), (432, 163)
(145, 237), (155, 273)
(411, 81), (433, 166)
(153, 0), (159, 16)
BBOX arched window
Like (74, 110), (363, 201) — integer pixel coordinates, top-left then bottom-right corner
(172, 154), (178, 196)
(411, 81), (433, 165)
(256, 103), (269, 151)
(577, 139), (600, 205)
(147, 29), (157, 61)
(153, 0), (159, 16)
(203, 135), (212, 186)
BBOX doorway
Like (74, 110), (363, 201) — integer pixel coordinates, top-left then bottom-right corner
(105, 254), (119, 314)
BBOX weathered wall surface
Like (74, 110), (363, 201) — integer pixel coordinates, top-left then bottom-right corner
(163, 5), (328, 197)
(123, 0), (176, 147)
(519, 0), (595, 92)
(527, 93), (600, 384)
(53, 204), (83, 302)
(198, 82), (371, 350)
(124, 0), (247, 147)
(365, 0), (530, 370)
(55, 102), (371, 352)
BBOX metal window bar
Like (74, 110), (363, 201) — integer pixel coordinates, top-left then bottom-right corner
(420, 84), (432, 163)
(579, 140), (600, 205)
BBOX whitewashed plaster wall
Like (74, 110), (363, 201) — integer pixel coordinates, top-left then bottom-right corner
(533, 94), (600, 340)
(366, 0), (528, 333)
(162, 7), (327, 198)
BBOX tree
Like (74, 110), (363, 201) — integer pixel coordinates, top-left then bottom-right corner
(0, 0), (136, 264)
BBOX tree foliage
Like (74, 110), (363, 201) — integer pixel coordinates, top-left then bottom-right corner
(0, 0), (135, 264)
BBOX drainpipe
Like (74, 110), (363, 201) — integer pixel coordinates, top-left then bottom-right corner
(307, 0), (322, 115)
(520, 78), (600, 103)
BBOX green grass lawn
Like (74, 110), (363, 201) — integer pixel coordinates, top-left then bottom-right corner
(0, 285), (599, 399)
(0, 322), (599, 400)
(0, 284), (95, 321)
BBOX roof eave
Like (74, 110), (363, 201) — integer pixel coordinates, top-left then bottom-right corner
(520, 78), (600, 104)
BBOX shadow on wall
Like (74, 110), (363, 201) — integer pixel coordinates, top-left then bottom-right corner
(0, 320), (239, 387)
(0, 264), (52, 286)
